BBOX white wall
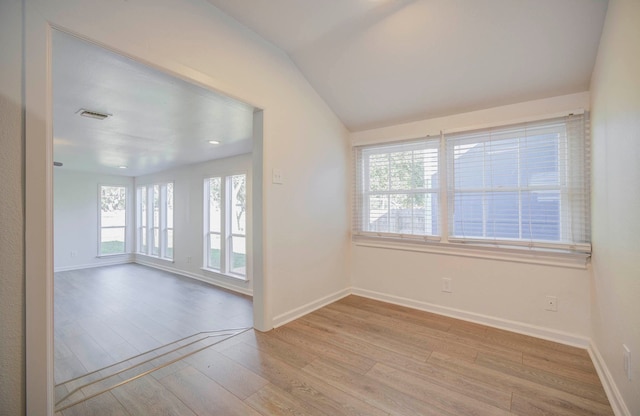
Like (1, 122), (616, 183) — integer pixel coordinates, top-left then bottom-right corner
(134, 154), (254, 295)
(590, 0), (640, 414)
(0, 0), (25, 414)
(27, 0), (351, 330)
(54, 170), (135, 271)
(351, 93), (593, 343)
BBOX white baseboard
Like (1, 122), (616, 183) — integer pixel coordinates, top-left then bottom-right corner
(54, 257), (134, 272)
(272, 288), (351, 328)
(135, 259), (253, 297)
(351, 287), (590, 348)
(588, 342), (631, 416)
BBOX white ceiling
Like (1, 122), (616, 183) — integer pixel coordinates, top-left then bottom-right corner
(53, 30), (255, 177)
(206, 0), (608, 131)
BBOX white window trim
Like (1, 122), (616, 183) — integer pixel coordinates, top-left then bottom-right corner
(203, 172), (249, 281)
(136, 182), (174, 262)
(352, 112), (591, 266)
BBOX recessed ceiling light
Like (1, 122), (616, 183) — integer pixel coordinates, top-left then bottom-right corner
(208, 140), (220, 145)
(77, 108), (111, 120)
(118, 166), (127, 169)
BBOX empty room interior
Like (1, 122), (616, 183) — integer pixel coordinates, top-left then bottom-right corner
(1, 0), (639, 415)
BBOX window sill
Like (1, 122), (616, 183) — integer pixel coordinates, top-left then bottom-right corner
(353, 237), (590, 269)
(135, 253), (174, 264)
(96, 253), (131, 258)
(200, 267), (249, 282)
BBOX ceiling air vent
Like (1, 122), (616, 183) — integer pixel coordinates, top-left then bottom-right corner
(78, 109), (111, 120)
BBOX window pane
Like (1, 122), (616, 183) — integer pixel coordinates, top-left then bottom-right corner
(141, 226), (147, 253)
(208, 178), (221, 233)
(139, 187), (147, 227)
(166, 183), (174, 229)
(368, 153), (389, 191)
(165, 229), (173, 260)
(367, 195), (389, 232)
(485, 192), (519, 239)
(453, 193), (484, 237)
(484, 139), (518, 188)
(101, 227), (125, 255)
(230, 236), (246, 276)
(152, 228), (159, 256)
(231, 175), (246, 235)
(208, 233), (221, 270)
(522, 190), (560, 241)
(520, 133), (560, 187)
(101, 186), (126, 227)
(153, 185), (160, 227)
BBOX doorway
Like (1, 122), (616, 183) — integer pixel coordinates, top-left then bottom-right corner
(38, 30), (262, 412)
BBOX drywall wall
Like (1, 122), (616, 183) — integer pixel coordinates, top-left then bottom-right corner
(134, 154), (254, 294)
(351, 93), (592, 341)
(0, 1), (25, 414)
(54, 170), (134, 271)
(28, 0), (350, 328)
(25, 2), (350, 410)
(590, 0), (640, 414)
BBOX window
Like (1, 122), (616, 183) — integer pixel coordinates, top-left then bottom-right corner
(99, 185), (127, 255)
(353, 114), (591, 254)
(204, 174), (247, 278)
(354, 139), (440, 239)
(137, 182), (174, 260)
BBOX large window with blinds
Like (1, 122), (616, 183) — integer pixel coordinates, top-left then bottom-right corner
(353, 114), (591, 254)
(354, 139), (440, 239)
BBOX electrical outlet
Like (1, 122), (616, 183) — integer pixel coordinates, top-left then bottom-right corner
(545, 295), (558, 312)
(442, 278), (452, 293)
(70, 250), (78, 257)
(623, 344), (631, 380)
(187, 256), (192, 264)
(272, 169), (284, 184)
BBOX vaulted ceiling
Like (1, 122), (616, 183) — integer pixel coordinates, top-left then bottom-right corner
(53, 1), (608, 176)
(207, 0), (608, 131)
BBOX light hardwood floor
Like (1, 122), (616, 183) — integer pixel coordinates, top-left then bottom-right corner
(54, 264), (253, 385)
(57, 291), (614, 415)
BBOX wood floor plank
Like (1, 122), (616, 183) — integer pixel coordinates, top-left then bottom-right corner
(371, 357), (513, 411)
(245, 383), (331, 416)
(241, 329), (318, 369)
(367, 362), (512, 416)
(60, 392), (129, 416)
(222, 341), (389, 416)
(511, 392), (614, 416)
(303, 357), (456, 416)
(184, 346), (269, 400)
(475, 352), (609, 405)
(301, 309), (432, 361)
(429, 351), (613, 415)
(522, 353), (601, 385)
(323, 303), (509, 363)
(337, 296), (454, 332)
(271, 325), (376, 374)
(289, 319), (428, 373)
(158, 365), (263, 416)
(110, 376), (197, 416)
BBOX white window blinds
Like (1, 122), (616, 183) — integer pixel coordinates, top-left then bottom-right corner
(445, 114), (590, 252)
(353, 113), (591, 254)
(353, 137), (440, 241)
